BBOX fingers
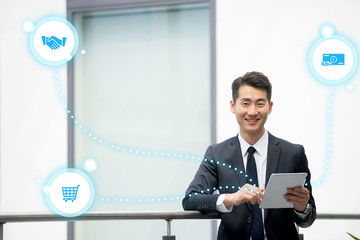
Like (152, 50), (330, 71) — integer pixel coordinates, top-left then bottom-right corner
(286, 187), (309, 199)
(284, 187), (310, 212)
(244, 189), (258, 205)
(242, 191), (259, 205)
(242, 184), (263, 205)
(226, 184), (264, 206)
(288, 186), (309, 194)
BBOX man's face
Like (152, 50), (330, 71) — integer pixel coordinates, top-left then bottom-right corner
(230, 85), (273, 140)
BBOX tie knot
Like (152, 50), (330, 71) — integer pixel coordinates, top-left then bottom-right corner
(248, 146), (256, 155)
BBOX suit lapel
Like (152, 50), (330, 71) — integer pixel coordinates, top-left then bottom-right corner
(265, 137), (281, 185)
(264, 133), (281, 219)
(228, 135), (251, 211)
(228, 135), (247, 187)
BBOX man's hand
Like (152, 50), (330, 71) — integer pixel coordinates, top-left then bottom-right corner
(223, 183), (264, 209)
(283, 186), (310, 212)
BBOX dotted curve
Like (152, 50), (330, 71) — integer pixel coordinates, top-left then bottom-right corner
(99, 157), (310, 204)
(52, 68), (312, 205)
(53, 68), (203, 162)
(312, 89), (335, 187)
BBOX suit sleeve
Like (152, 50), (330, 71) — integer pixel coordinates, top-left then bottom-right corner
(182, 145), (221, 212)
(293, 145), (317, 228)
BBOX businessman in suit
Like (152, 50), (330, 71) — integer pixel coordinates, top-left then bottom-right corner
(183, 71), (316, 240)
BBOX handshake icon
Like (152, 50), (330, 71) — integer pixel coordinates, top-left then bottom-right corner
(42, 36), (67, 50)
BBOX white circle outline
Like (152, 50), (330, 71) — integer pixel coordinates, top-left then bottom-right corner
(29, 16), (79, 66)
(308, 35), (358, 85)
(44, 168), (95, 217)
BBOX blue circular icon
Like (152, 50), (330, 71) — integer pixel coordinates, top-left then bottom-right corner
(44, 168), (95, 217)
(29, 16), (79, 66)
(308, 25), (358, 86)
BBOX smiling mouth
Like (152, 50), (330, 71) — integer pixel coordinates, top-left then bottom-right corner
(246, 118), (259, 124)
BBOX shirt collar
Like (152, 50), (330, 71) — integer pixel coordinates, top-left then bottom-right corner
(238, 130), (269, 157)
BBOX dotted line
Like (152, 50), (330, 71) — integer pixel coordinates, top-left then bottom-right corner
(100, 195), (185, 204)
(313, 89), (335, 187)
(99, 157), (310, 204)
(204, 158), (309, 188)
(52, 68), (312, 203)
(52, 68), (203, 162)
(204, 158), (255, 184)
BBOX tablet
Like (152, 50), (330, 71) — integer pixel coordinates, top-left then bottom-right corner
(259, 173), (307, 209)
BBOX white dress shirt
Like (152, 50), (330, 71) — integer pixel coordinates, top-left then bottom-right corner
(216, 131), (269, 211)
(239, 131), (268, 191)
(216, 131), (269, 239)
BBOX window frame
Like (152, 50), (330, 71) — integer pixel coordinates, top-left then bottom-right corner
(66, 0), (217, 240)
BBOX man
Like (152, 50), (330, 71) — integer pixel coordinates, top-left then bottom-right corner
(182, 71), (316, 240)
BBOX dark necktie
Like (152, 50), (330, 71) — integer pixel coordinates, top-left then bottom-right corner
(246, 146), (265, 240)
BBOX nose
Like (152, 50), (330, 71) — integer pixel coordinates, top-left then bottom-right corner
(248, 105), (258, 115)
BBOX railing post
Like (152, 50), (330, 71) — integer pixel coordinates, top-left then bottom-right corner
(162, 219), (175, 240)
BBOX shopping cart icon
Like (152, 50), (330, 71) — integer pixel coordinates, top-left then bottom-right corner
(62, 185), (80, 202)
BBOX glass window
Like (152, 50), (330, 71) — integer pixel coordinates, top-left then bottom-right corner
(72, 3), (213, 239)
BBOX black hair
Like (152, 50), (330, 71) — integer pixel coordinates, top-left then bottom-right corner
(231, 71), (272, 103)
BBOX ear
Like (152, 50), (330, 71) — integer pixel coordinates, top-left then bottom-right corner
(268, 101), (273, 114)
(230, 100), (235, 113)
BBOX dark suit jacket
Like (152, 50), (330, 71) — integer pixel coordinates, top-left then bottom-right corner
(183, 133), (316, 240)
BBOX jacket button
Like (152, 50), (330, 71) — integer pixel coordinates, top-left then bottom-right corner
(247, 218), (252, 224)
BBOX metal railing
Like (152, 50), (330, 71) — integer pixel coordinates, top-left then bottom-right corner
(0, 212), (359, 240)
(0, 211), (220, 240)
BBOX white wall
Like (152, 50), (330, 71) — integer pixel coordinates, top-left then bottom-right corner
(0, 0), (67, 239)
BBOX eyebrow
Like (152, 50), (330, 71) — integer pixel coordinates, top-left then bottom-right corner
(239, 98), (267, 102)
